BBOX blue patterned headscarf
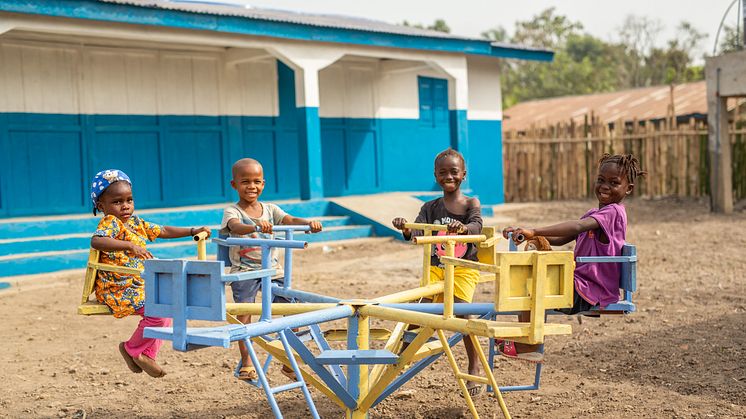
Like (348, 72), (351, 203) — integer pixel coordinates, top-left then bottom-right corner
(90, 169), (131, 214)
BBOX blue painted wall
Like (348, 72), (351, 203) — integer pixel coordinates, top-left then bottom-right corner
(467, 120), (504, 204)
(0, 64), (505, 218)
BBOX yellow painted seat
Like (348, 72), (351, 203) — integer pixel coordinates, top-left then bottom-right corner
(77, 248), (143, 316)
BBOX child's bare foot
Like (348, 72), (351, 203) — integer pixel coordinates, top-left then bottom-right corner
(119, 342), (142, 374)
(495, 340), (544, 363)
(133, 354), (167, 378)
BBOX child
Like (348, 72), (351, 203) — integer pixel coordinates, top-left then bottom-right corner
(499, 153), (647, 363)
(90, 169), (211, 378)
(221, 158), (323, 381)
(391, 148), (484, 397)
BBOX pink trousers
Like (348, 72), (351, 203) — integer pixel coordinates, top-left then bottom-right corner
(123, 308), (171, 359)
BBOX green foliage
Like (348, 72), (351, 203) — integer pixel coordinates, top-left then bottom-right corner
(718, 25), (744, 54)
(480, 9), (708, 108)
(401, 19), (450, 33)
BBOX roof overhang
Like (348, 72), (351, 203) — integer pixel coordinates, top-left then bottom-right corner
(0, 0), (554, 62)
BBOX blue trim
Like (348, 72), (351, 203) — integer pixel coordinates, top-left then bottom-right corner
(0, 1), (553, 61)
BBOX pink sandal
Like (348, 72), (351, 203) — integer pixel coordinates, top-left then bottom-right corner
(495, 339), (544, 364)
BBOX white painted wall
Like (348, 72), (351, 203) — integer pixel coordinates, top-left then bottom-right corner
(467, 55), (503, 120)
(319, 59), (377, 118)
(0, 39), (278, 116)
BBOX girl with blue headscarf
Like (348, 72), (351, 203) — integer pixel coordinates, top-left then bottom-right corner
(89, 169), (211, 378)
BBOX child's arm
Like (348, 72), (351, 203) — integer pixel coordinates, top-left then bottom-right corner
(91, 236), (153, 259)
(159, 226), (211, 239)
(503, 218), (600, 245)
(226, 218), (273, 235)
(281, 215), (323, 233)
(448, 197), (482, 235)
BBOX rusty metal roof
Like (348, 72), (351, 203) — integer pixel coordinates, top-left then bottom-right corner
(503, 81), (707, 131)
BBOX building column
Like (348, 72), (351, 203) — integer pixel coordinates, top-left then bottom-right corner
(270, 46), (342, 200)
(294, 68), (324, 200)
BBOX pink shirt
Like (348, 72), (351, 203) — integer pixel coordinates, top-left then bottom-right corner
(574, 203), (627, 306)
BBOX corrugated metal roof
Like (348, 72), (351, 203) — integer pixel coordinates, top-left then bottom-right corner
(503, 81), (708, 131)
(101, 0), (481, 41)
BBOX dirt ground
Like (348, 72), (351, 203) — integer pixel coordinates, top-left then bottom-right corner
(1, 198), (745, 418)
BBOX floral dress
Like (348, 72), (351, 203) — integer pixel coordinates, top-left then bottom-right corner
(93, 215), (161, 318)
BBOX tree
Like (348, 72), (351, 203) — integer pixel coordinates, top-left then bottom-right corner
(718, 25), (744, 53)
(401, 19), (450, 33)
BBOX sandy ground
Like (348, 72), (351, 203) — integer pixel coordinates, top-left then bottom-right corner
(1, 198), (745, 418)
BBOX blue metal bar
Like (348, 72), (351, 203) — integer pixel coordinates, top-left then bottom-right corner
(381, 303), (495, 315)
(260, 245), (273, 322)
(283, 230), (294, 290)
(244, 338), (282, 418)
(576, 256), (637, 263)
(271, 381), (304, 394)
(508, 232), (518, 252)
(272, 285), (341, 303)
(225, 237), (307, 249)
(241, 306), (354, 338)
(278, 330), (320, 419)
(308, 324), (347, 387)
(285, 330), (358, 409)
(346, 316), (360, 401)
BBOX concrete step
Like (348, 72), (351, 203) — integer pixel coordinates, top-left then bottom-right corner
(0, 225), (373, 277)
(0, 216), (353, 257)
(0, 200), (335, 240)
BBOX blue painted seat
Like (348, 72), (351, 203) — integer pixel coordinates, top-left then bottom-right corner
(142, 258), (276, 351)
(577, 243), (637, 315)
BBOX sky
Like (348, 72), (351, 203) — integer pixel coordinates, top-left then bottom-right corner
(217, 0), (743, 58)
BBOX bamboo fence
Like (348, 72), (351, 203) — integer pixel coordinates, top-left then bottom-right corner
(503, 111), (746, 203)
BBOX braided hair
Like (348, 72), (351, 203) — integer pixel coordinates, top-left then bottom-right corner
(434, 148), (465, 169)
(598, 153), (647, 184)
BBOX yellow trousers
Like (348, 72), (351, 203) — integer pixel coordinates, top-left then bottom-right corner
(428, 266), (480, 303)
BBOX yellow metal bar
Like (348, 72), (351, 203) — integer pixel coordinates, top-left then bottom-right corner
(225, 303), (336, 316)
(411, 339), (444, 362)
(360, 327), (434, 411)
(369, 322), (406, 386)
(357, 315), (370, 406)
(468, 334), (511, 419)
(372, 283), (444, 303)
(413, 235), (486, 245)
(87, 262), (143, 275)
(437, 329), (479, 418)
(443, 240), (455, 319)
(440, 256), (499, 273)
(324, 328), (391, 342)
(254, 337), (345, 409)
(404, 222), (448, 232)
(421, 229), (432, 287)
(359, 305), (569, 339)
(478, 235), (499, 248)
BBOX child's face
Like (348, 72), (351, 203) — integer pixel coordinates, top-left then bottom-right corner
(231, 163), (265, 204)
(595, 162), (632, 206)
(96, 181), (134, 222)
(434, 156), (466, 193)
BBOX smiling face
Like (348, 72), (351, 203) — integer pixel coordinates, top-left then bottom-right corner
(434, 155), (466, 194)
(96, 181), (134, 222)
(231, 162), (265, 204)
(595, 162), (633, 206)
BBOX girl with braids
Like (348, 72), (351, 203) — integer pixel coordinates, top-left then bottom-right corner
(498, 153), (647, 363)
